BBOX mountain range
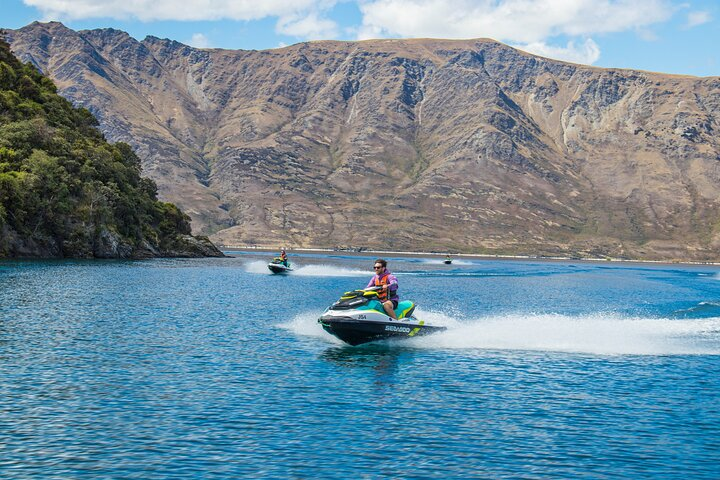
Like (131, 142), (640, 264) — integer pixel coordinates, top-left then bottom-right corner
(6, 21), (720, 261)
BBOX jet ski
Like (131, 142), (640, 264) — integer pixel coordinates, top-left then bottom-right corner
(318, 287), (446, 346)
(268, 257), (292, 274)
(443, 257), (452, 264)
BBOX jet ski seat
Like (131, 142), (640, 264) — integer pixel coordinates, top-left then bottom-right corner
(396, 301), (416, 320)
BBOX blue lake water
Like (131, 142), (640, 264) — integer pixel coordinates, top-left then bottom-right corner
(1, 252), (720, 478)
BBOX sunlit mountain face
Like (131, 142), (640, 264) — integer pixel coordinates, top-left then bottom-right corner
(8, 22), (720, 261)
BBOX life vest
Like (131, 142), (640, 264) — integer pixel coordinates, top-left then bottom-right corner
(374, 272), (391, 301)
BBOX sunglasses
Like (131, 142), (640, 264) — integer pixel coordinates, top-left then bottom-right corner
(373, 266), (383, 269)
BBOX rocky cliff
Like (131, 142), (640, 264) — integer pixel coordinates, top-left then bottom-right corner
(7, 22), (720, 261)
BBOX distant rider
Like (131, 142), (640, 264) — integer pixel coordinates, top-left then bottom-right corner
(366, 259), (399, 319)
(280, 248), (288, 266)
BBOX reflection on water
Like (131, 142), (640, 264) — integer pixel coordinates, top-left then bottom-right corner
(320, 345), (403, 386)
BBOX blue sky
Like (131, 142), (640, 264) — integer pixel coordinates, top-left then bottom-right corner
(3, 0), (718, 77)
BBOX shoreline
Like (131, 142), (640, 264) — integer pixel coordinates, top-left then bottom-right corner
(218, 245), (720, 267)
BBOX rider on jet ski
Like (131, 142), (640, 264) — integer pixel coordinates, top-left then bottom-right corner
(367, 259), (399, 319)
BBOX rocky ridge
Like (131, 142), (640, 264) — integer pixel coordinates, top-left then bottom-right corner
(6, 22), (720, 261)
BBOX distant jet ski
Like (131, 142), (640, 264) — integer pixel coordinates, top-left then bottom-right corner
(318, 287), (446, 346)
(443, 256), (452, 264)
(268, 257), (293, 274)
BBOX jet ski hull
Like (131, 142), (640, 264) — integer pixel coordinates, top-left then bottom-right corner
(318, 315), (446, 346)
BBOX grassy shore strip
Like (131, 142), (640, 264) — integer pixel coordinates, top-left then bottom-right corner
(217, 245), (720, 267)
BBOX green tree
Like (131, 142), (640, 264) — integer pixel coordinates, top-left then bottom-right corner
(0, 35), (210, 258)
(0, 61), (16, 89)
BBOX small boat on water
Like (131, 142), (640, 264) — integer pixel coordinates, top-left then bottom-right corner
(443, 256), (452, 264)
(318, 287), (446, 346)
(268, 257), (293, 274)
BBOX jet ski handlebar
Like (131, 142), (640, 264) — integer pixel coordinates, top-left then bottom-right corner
(339, 287), (382, 300)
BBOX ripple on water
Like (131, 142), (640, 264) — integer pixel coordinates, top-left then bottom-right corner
(1, 257), (720, 478)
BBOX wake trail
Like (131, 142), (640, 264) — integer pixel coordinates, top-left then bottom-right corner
(292, 265), (367, 277)
(419, 313), (720, 355)
(420, 259), (475, 266)
(282, 309), (720, 355)
(245, 260), (502, 277)
(244, 261), (366, 277)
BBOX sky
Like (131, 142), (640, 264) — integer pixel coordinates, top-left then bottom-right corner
(2, 0), (718, 77)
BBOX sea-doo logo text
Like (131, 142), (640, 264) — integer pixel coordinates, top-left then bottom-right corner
(385, 325), (411, 333)
(358, 314), (366, 319)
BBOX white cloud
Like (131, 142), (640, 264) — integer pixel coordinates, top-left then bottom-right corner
(187, 33), (211, 48)
(23, 0), (327, 22)
(24, 0), (343, 42)
(25, 0), (344, 41)
(514, 38), (601, 65)
(686, 10), (711, 28)
(357, 0), (675, 42)
(23, 0), (688, 65)
(356, 0), (679, 64)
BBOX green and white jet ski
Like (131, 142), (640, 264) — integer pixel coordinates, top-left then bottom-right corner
(318, 288), (446, 346)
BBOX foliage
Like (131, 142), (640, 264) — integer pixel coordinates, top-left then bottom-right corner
(0, 35), (193, 257)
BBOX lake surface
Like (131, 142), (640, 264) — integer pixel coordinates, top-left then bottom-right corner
(1, 252), (719, 478)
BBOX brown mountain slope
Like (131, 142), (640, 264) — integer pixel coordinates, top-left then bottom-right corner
(7, 22), (720, 261)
